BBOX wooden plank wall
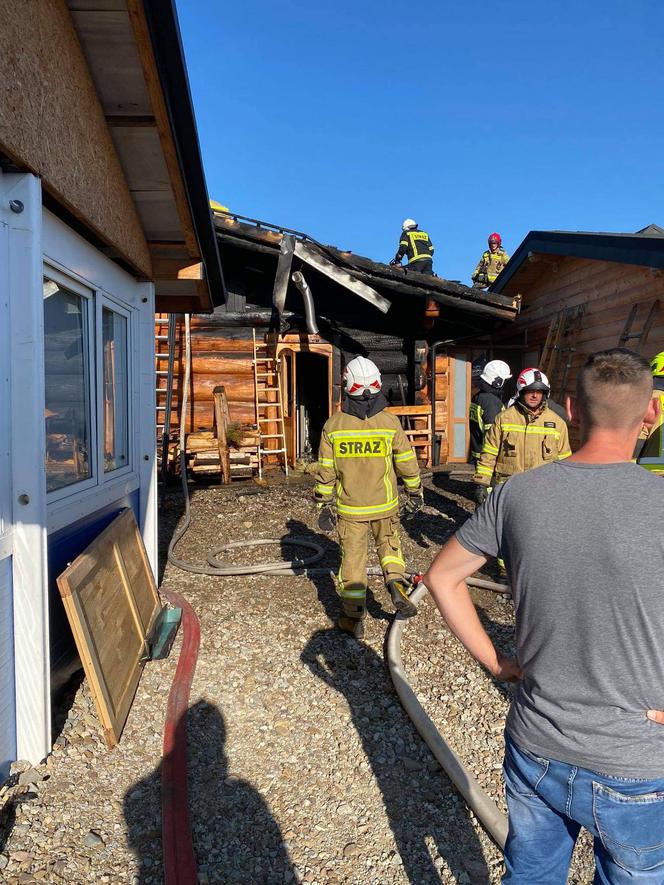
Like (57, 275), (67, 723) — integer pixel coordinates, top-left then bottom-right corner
(505, 258), (664, 444)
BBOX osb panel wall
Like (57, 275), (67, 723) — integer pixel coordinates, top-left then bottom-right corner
(0, 0), (150, 276)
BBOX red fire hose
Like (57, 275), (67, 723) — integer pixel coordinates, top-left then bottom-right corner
(160, 589), (201, 884)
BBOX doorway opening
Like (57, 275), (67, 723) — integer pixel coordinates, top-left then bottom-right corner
(296, 352), (328, 459)
(280, 347), (331, 465)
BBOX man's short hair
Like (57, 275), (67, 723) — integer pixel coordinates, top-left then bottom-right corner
(577, 348), (653, 430)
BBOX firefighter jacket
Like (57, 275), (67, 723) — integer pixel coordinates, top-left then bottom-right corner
(472, 248), (510, 285)
(469, 385), (504, 461)
(637, 381), (664, 475)
(474, 401), (571, 486)
(314, 410), (421, 521)
(395, 229), (434, 265)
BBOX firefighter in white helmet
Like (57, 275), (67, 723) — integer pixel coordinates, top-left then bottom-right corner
(314, 356), (423, 638)
(474, 367), (571, 501)
(469, 359), (512, 464)
(390, 219), (435, 275)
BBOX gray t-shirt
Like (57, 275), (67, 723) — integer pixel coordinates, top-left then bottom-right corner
(456, 460), (664, 777)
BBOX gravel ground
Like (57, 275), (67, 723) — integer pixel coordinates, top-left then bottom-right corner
(0, 473), (595, 883)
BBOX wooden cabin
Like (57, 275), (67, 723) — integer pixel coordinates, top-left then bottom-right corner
(163, 211), (520, 477)
(485, 225), (664, 445)
(0, 0), (222, 776)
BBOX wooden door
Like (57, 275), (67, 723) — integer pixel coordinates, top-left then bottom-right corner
(447, 351), (471, 462)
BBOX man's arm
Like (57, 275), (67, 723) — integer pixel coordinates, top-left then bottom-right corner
(392, 236), (409, 264)
(556, 419), (572, 460)
(314, 427), (336, 501)
(423, 537), (522, 681)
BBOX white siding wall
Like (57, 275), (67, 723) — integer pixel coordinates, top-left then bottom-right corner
(0, 207), (16, 780)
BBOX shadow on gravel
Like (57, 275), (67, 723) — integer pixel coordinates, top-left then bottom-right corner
(401, 482), (472, 554)
(124, 700), (295, 884)
(301, 629), (491, 884)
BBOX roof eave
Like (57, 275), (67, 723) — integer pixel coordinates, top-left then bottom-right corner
(491, 230), (664, 296)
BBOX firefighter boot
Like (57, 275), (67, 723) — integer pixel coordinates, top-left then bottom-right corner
(386, 578), (418, 617)
(336, 596), (366, 639)
(336, 614), (365, 639)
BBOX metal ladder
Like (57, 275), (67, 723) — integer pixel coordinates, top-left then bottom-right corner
(252, 328), (288, 478)
(155, 313), (178, 484)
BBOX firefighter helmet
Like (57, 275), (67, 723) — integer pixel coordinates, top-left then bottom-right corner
(516, 367), (550, 395)
(650, 351), (664, 378)
(480, 359), (512, 389)
(402, 218), (418, 231)
(344, 356), (382, 397)
(488, 232), (502, 245)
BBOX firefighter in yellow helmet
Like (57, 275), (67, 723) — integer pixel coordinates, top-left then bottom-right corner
(636, 351), (664, 475)
(474, 367), (571, 501)
(314, 356), (423, 638)
(390, 219), (435, 275)
(472, 232), (510, 289)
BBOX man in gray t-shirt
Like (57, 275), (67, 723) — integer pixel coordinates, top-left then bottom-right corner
(423, 349), (664, 883)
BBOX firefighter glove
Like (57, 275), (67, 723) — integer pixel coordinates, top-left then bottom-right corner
(316, 501), (337, 533)
(403, 487), (424, 515)
(474, 484), (489, 505)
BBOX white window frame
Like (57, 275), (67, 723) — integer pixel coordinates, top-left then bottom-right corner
(42, 208), (156, 571)
(42, 247), (142, 535)
(97, 294), (134, 483)
(42, 264), (98, 504)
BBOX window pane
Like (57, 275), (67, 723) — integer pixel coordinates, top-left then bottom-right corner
(43, 279), (91, 493)
(102, 308), (129, 473)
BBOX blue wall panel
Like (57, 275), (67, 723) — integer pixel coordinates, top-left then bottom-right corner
(0, 556), (16, 782)
(48, 490), (140, 696)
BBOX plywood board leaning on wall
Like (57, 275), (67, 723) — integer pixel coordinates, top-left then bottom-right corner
(56, 510), (161, 748)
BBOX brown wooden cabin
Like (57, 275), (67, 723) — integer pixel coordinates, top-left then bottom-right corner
(165, 211), (520, 472)
(483, 224), (664, 446)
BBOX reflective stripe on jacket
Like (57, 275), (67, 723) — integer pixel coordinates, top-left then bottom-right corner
(472, 249), (510, 284)
(469, 390), (503, 461)
(396, 229), (434, 264)
(314, 410), (421, 521)
(474, 403), (571, 486)
(638, 389), (664, 475)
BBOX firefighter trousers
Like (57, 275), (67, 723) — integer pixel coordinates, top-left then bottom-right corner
(337, 516), (406, 619)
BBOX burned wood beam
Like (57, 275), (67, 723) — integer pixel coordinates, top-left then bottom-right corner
(294, 241), (390, 314)
(272, 235), (295, 317)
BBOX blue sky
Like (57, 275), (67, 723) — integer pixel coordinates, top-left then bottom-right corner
(178, 0), (664, 284)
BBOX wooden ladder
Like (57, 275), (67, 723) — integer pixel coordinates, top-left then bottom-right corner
(618, 299), (660, 350)
(252, 328), (289, 478)
(541, 306), (585, 401)
(155, 313), (178, 484)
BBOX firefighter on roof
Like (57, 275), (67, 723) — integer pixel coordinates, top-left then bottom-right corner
(474, 367), (571, 500)
(469, 359), (512, 464)
(390, 219), (434, 275)
(472, 232), (510, 288)
(314, 356), (423, 638)
(636, 351), (664, 476)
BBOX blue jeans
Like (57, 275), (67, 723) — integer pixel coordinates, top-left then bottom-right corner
(503, 734), (664, 883)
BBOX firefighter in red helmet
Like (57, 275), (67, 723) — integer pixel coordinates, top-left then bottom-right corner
(472, 232), (510, 289)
